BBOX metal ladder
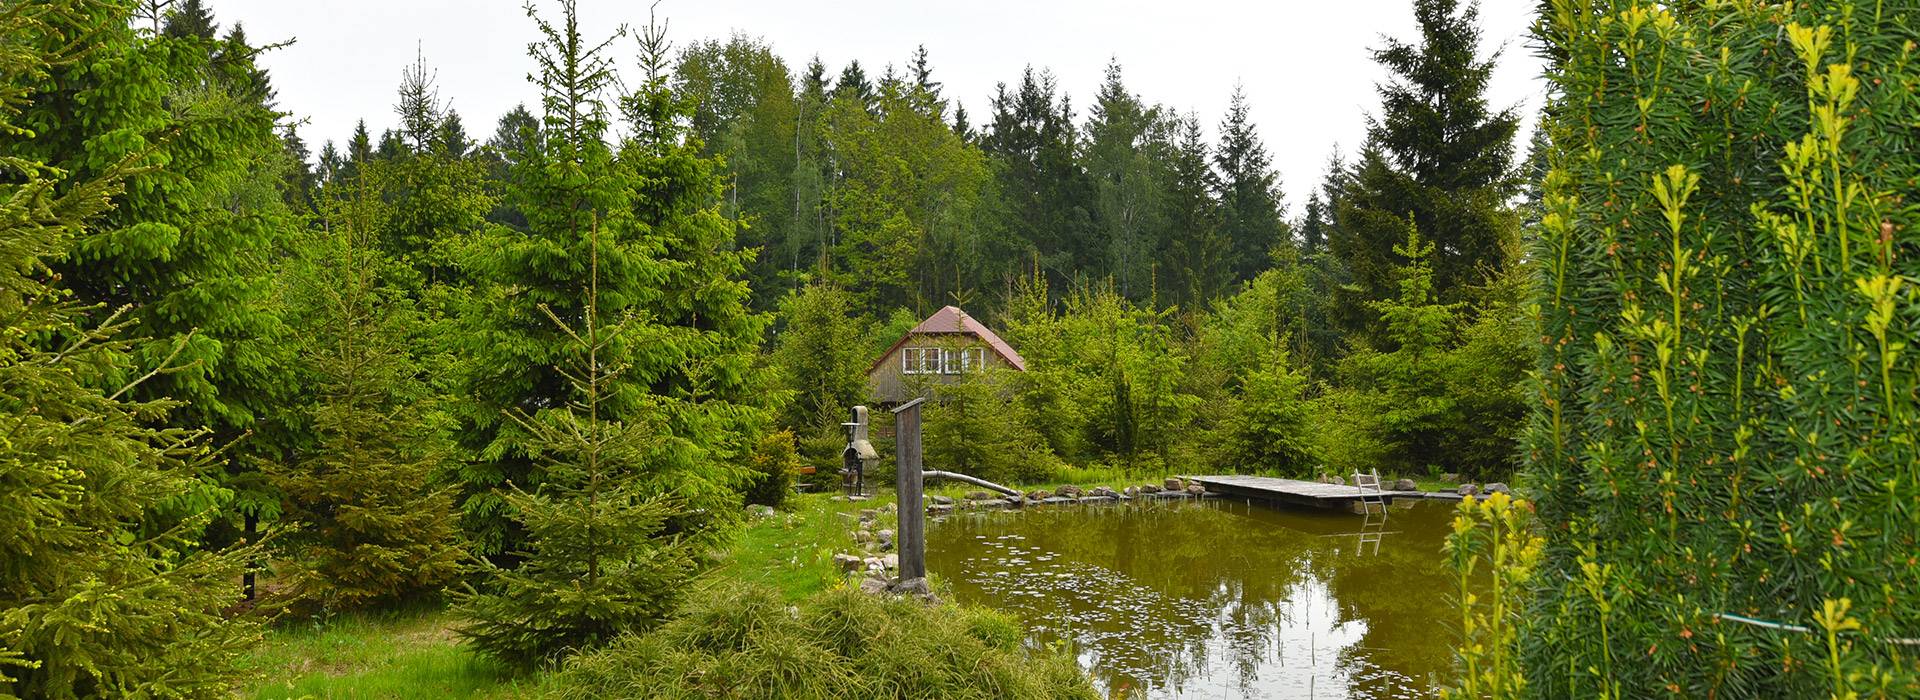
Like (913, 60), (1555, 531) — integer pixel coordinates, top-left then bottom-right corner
(1351, 469), (1387, 517)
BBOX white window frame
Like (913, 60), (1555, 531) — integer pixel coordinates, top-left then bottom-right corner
(959, 347), (986, 373)
(903, 346), (989, 375)
(902, 347), (941, 375)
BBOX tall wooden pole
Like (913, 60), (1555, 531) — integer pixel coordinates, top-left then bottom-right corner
(892, 398), (927, 581)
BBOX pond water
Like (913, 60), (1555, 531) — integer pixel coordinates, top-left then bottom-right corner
(925, 497), (1462, 699)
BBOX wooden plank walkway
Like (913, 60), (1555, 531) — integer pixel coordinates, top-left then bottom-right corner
(1185, 474), (1430, 509)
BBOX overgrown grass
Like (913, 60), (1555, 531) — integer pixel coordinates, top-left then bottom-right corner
(712, 492), (892, 599)
(547, 582), (1099, 699)
(238, 606), (538, 700)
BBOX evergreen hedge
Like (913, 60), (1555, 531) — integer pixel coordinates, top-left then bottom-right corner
(1526, 0), (1918, 695)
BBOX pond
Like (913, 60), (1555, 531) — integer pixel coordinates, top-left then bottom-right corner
(925, 496), (1462, 699)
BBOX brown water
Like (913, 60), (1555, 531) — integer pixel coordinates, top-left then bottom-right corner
(925, 497), (1461, 699)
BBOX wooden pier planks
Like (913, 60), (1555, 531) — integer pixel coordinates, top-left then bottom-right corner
(1185, 474), (1429, 509)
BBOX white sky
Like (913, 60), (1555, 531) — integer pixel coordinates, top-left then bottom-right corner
(208, 0), (1547, 208)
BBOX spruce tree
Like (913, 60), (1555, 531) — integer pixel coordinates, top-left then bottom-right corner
(269, 178), (464, 612)
(1298, 192), (1329, 254)
(457, 0), (632, 558)
(457, 0), (763, 558)
(769, 282), (868, 464)
(480, 104), (538, 227)
(454, 209), (698, 667)
(1083, 60), (1165, 300)
(456, 5), (718, 666)
(906, 44), (947, 119)
(833, 60), (874, 111)
(1160, 113), (1229, 306)
(160, 0), (215, 40)
(981, 67), (1099, 288)
(5, 0), (299, 597)
(2, 6), (257, 694)
(372, 52), (496, 291)
(1213, 85), (1289, 284)
(1330, 0), (1518, 316)
(434, 110), (472, 159)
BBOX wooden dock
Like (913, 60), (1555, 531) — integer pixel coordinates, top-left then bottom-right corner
(1185, 475), (1431, 510)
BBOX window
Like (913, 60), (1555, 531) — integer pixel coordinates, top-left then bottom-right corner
(959, 347), (986, 373)
(902, 346), (988, 375)
(902, 347), (933, 375)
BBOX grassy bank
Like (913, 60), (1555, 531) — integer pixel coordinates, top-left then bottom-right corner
(238, 491), (912, 698)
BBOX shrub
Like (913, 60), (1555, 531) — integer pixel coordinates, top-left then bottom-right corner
(546, 583), (1100, 699)
(923, 371), (1067, 485)
(742, 430), (800, 508)
(1524, 1), (1920, 695)
(1206, 343), (1318, 475)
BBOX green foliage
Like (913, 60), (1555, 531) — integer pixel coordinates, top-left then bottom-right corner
(1, 6), (258, 693)
(1319, 228), (1528, 480)
(268, 182), (464, 613)
(1525, 1), (1920, 695)
(923, 369), (1066, 485)
(675, 36), (799, 302)
(454, 201), (704, 668)
(983, 68), (1101, 288)
(1001, 280), (1198, 468)
(741, 430), (800, 509)
(821, 75), (992, 310)
(770, 283), (867, 438)
(1441, 493), (1543, 700)
(1328, 0), (1519, 331)
(454, 0), (764, 557)
(1214, 85), (1290, 285)
(4, 0), (299, 535)
(1205, 343), (1317, 475)
(545, 582), (1100, 699)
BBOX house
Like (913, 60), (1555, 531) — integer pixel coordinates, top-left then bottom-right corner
(867, 305), (1026, 405)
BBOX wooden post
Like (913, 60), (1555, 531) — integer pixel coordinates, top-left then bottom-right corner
(892, 398), (927, 581)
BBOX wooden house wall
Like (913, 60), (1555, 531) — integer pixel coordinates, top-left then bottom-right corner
(868, 335), (1014, 405)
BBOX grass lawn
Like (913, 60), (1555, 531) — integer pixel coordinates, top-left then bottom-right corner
(236, 491), (892, 698)
(238, 606), (538, 700)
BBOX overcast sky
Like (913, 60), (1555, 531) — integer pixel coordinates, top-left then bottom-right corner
(207, 0), (1547, 208)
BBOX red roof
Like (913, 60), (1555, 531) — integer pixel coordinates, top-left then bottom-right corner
(868, 306), (1027, 373)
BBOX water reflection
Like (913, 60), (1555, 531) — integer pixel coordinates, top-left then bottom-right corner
(925, 497), (1461, 699)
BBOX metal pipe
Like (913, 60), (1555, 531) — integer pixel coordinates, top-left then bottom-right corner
(922, 470), (1021, 498)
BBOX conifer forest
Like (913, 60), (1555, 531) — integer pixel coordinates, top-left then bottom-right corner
(0, 0), (1915, 698)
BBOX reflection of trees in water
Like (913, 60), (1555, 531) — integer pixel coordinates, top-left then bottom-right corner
(925, 499), (1459, 698)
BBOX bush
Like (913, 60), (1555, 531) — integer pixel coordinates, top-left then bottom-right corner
(546, 583), (1099, 699)
(741, 430), (800, 509)
(923, 371), (1067, 486)
(1206, 343), (1318, 475)
(1523, 1), (1920, 696)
